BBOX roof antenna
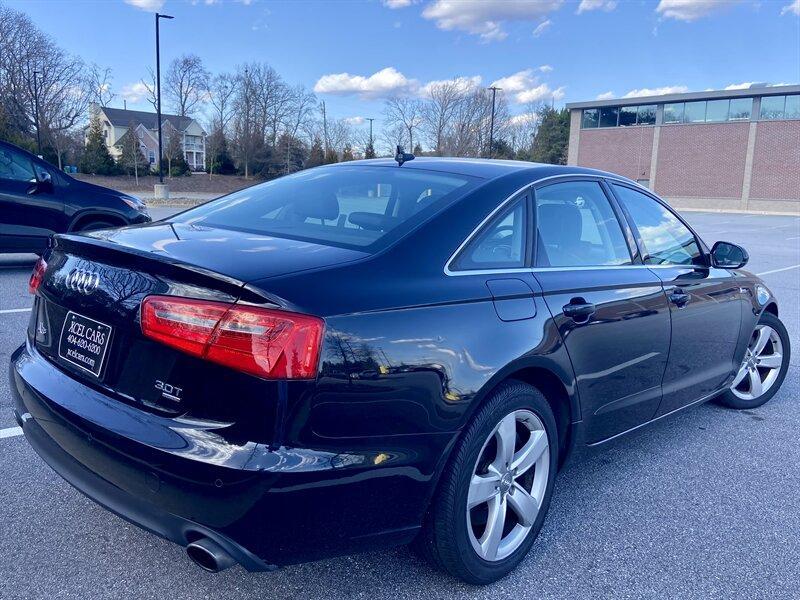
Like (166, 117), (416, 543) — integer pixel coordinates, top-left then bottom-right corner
(395, 145), (415, 166)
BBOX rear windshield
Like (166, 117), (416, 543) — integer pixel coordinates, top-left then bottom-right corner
(173, 166), (477, 252)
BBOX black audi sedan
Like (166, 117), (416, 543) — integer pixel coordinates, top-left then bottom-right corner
(0, 140), (151, 254)
(10, 158), (790, 584)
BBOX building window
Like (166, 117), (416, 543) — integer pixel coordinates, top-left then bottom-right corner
(637, 105), (656, 125)
(705, 99), (729, 122)
(663, 103), (684, 123)
(148, 150), (156, 164)
(599, 107), (619, 128)
(760, 94), (800, 120)
(683, 101), (706, 123)
(729, 98), (752, 120)
(581, 108), (599, 128)
(619, 105), (637, 127)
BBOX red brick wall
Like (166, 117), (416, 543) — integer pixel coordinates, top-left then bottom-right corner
(577, 127), (654, 181)
(654, 123), (749, 199)
(749, 121), (800, 201)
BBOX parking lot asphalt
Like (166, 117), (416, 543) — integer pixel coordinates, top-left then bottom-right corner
(0, 210), (798, 599)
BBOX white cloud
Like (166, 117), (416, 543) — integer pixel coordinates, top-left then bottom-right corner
(422, 0), (563, 42)
(577, 0), (618, 14)
(121, 82), (150, 103)
(491, 69), (564, 104)
(596, 91), (616, 100)
(344, 116), (366, 125)
(532, 19), (552, 37)
(383, 0), (415, 7)
(538, 64), (554, 73)
(509, 112), (539, 126)
(622, 85), (689, 98)
(314, 67), (417, 98)
(656, 0), (742, 22)
(724, 82), (756, 90)
(124, 0), (164, 11)
(782, 0), (800, 15)
(419, 75), (482, 96)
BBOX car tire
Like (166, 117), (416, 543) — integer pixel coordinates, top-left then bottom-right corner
(78, 220), (117, 232)
(416, 380), (558, 585)
(717, 311), (790, 410)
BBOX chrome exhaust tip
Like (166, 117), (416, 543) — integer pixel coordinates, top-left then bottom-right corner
(186, 538), (236, 573)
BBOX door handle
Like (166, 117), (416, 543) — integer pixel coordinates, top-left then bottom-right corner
(563, 299), (596, 323)
(668, 288), (691, 308)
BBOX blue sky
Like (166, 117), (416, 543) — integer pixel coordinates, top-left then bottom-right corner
(8, 0), (800, 133)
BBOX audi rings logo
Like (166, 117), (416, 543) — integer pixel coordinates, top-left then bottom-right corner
(66, 269), (100, 295)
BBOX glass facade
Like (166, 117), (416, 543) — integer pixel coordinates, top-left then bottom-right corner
(759, 94), (800, 120)
(581, 93), (797, 128)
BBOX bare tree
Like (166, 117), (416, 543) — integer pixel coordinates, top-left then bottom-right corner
(0, 5), (90, 166)
(140, 68), (159, 112)
(87, 64), (115, 107)
(421, 80), (469, 155)
(165, 54), (210, 117)
(383, 97), (423, 151)
(208, 73), (237, 132)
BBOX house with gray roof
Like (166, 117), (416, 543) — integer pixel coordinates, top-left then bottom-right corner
(91, 105), (207, 171)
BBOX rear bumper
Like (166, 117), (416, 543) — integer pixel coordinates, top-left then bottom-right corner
(14, 401), (275, 571)
(10, 341), (446, 567)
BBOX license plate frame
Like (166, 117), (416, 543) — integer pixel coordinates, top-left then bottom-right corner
(57, 311), (113, 379)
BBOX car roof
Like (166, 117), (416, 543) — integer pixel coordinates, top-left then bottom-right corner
(333, 157), (635, 184)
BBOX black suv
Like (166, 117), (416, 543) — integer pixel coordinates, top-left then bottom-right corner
(0, 140), (151, 253)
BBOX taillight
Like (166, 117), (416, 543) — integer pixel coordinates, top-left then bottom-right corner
(29, 257), (47, 294)
(140, 296), (324, 379)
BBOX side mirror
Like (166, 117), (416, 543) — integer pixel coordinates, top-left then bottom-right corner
(28, 171), (53, 195)
(711, 241), (748, 269)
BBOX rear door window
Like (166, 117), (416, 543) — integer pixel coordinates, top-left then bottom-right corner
(175, 166), (476, 251)
(535, 181), (631, 267)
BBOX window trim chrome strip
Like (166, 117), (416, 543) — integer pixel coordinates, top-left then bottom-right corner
(443, 173), (653, 277)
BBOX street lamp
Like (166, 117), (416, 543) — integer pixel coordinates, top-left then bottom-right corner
(32, 70), (42, 156)
(155, 12), (173, 185)
(487, 86), (501, 159)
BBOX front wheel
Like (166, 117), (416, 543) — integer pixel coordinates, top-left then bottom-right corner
(417, 381), (558, 584)
(717, 311), (790, 409)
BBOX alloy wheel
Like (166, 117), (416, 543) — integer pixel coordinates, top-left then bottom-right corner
(466, 409), (550, 562)
(731, 324), (784, 401)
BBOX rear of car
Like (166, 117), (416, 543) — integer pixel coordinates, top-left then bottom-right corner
(10, 163), (479, 569)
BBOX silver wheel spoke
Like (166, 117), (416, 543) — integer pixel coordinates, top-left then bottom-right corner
(510, 430), (548, 476)
(752, 327), (771, 355)
(494, 413), (517, 468)
(507, 483), (539, 527)
(480, 496), (507, 561)
(748, 368), (763, 397)
(731, 363), (748, 387)
(758, 353), (782, 369)
(468, 469), (501, 509)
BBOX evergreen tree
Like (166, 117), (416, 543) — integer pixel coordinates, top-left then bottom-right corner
(341, 143), (355, 162)
(207, 128), (236, 175)
(79, 116), (117, 175)
(324, 146), (339, 164)
(529, 107), (570, 165)
(306, 137), (324, 168)
(413, 143), (423, 156)
(117, 122), (148, 182)
(364, 141), (376, 159)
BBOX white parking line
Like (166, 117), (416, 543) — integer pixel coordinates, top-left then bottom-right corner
(0, 307), (32, 314)
(757, 265), (800, 277)
(0, 426), (23, 439)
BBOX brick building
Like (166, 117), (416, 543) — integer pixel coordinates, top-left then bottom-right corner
(566, 85), (800, 214)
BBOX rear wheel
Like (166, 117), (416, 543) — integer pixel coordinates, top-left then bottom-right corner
(717, 312), (790, 409)
(417, 381), (558, 585)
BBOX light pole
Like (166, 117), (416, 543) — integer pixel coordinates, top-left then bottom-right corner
(155, 12), (173, 185)
(487, 86), (501, 159)
(367, 118), (374, 156)
(32, 70), (42, 156)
